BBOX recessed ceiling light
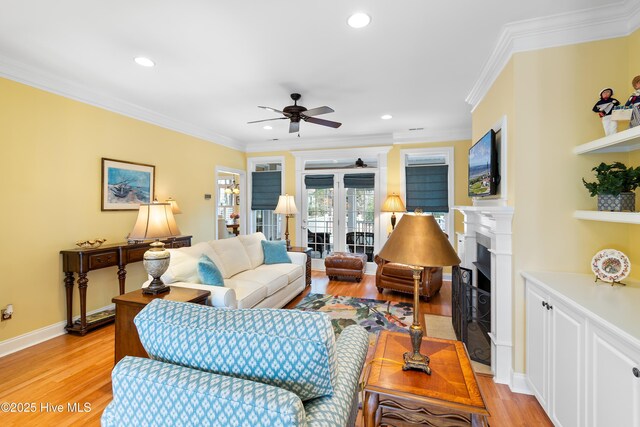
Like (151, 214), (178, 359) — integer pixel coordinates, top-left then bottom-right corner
(347, 12), (371, 29)
(381, 114), (393, 120)
(134, 57), (155, 67)
(263, 125), (273, 130)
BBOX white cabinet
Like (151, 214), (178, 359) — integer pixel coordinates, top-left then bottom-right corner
(523, 272), (640, 427)
(587, 323), (640, 427)
(525, 280), (585, 427)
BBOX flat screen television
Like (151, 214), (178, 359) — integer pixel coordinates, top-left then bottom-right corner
(468, 129), (499, 197)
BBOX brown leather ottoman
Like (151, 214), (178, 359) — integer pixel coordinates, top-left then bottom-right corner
(324, 252), (368, 282)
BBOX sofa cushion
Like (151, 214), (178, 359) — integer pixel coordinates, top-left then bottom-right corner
(255, 263), (303, 284)
(161, 242), (218, 284)
(209, 238), (252, 278)
(135, 299), (338, 401)
(238, 232), (266, 269)
(224, 278), (268, 309)
(234, 269), (288, 297)
(197, 254), (224, 286)
(261, 240), (292, 264)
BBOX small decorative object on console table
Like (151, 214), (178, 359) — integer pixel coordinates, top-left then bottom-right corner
(378, 213), (460, 374)
(591, 249), (630, 286)
(381, 193), (406, 231)
(582, 162), (640, 211)
(274, 194), (298, 250)
(75, 238), (107, 249)
(129, 203), (181, 295)
(363, 331), (489, 427)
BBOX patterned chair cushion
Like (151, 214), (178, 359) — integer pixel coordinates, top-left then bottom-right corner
(102, 356), (306, 427)
(134, 299), (337, 401)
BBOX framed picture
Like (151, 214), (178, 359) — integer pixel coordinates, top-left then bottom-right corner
(101, 158), (155, 211)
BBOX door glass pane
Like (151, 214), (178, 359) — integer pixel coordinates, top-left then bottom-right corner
(344, 186), (375, 262)
(306, 187), (333, 259)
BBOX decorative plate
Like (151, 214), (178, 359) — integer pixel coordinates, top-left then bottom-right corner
(591, 249), (630, 283)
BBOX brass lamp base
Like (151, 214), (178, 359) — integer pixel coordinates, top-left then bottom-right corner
(401, 267), (432, 375)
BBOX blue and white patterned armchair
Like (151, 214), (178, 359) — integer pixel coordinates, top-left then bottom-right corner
(101, 299), (369, 427)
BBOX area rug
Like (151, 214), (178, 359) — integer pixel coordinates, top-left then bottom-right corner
(424, 314), (492, 375)
(294, 294), (413, 343)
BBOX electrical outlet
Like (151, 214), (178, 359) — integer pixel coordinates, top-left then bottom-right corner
(1, 304), (13, 321)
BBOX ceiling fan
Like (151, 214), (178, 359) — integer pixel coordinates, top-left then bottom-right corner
(248, 93), (342, 134)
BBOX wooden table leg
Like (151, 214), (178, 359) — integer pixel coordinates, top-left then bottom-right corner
(117, 265), (126, 295)
(363, 391), (379, 427)
(77, 273), (88, 335)
(64, 272), (74, 328)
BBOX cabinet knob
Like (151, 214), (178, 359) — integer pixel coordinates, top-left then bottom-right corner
(633, 367), (640, 378)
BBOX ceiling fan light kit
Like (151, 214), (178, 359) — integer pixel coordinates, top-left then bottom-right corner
(248, 93), (342, 134)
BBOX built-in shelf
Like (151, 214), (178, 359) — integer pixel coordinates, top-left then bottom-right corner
(573, 210), (640, 224)
(573, 126), (640, 154)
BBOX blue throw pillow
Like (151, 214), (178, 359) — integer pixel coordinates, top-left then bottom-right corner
(261, 240), (291, 264)
(197, 254), (224, 286)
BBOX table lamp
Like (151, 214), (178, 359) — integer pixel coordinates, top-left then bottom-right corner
(129, 203), (181, 295)
(378, 213), (460, 374)
(381, 193), (406, 230)
(274, 194), (298, 249)
(166, 197), (182, 214)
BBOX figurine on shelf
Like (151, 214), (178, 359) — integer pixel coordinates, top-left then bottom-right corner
(592, 88), (620, 136)
(624, 75), (640, 128)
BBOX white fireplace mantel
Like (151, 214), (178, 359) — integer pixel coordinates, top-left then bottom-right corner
(454, 205), (515, 388)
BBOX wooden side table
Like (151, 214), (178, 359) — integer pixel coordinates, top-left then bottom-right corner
(111, 287), (210, 365)
(288, 246), (312, 286)
(364, 331), (489, 427)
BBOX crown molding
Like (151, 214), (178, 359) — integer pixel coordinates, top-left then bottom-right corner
(393, 126), (471, 144)
(466, 0), (640, 111)
(0, 54), (245, 151)
(244, 133), (394, 153)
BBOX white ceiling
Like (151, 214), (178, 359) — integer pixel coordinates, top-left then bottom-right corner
(0, 0), (629, 150)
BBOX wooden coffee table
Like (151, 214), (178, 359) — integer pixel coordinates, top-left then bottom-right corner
(112, 287), (210, 365)
(363, 331), (489, 427)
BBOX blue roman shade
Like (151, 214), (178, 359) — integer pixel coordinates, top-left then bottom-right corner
(405, 165), (449, 212)
(344, 173), (375, 189)
(251, 171), (281, 210)
(304, 174), (334, 190)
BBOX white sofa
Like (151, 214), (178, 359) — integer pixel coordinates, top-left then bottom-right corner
(142, 232), (306, 309)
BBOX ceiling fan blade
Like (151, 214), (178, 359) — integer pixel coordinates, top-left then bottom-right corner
(258, 106), (286, 115)
(247, 117), (288, 124)
(302, 106), (334, 117)
(289, 121), (300, 133)
(304, 116), (342, 128)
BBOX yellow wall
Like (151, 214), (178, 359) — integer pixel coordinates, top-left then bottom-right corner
(473, 35), (636, 373)
(0, 78), (245, 341)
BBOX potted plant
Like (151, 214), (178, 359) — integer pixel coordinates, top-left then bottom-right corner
(582, 162), (640, 211)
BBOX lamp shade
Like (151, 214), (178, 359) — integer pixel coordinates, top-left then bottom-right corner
(274, 194), (298, 215)
(129, 203), (181, 240)
(166, 197), (182, 214)
(378, 213), (460, 267)
(382, 193), (406, 213)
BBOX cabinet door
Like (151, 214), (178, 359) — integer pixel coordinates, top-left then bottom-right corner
(549, 298), (585, 427)
(525, 281), (549, 408)
(588, 324), (640, 427)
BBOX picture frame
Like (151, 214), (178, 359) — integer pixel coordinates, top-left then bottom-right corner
(101, 158), (155, 211)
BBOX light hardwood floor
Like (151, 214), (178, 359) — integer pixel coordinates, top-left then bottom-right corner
(0, 272), (551, 426)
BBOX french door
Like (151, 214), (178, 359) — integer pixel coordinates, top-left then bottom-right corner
(302, 172), (377, 270)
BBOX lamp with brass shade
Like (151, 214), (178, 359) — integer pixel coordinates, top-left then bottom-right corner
(378, 213), (460, 374)
(381, 193), (406, 230)
(129, 203), (181, 295)
(274, 194), (298, 250)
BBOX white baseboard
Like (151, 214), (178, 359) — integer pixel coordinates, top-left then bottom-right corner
(510, 370), (533, 395)
(0, 304), (115, 358)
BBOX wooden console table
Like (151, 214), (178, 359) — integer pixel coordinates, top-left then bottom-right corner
(364, 331), (489, 426)
(60, 235), (191, 336)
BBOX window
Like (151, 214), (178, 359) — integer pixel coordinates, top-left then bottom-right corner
(249, 160), (283, 241)
(217, 177), (236, 220)
(401, 148), (454, 237)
